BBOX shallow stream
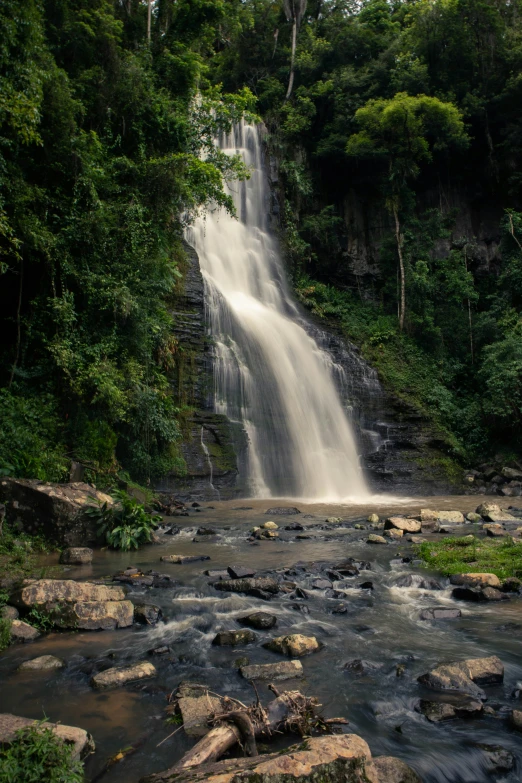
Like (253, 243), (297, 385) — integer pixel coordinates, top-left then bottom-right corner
(1, 497), (521, 782)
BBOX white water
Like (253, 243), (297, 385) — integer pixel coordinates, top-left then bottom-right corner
(186, 122), (369, 501)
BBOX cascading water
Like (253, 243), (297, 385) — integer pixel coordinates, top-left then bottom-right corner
(186, 122), (369, 501)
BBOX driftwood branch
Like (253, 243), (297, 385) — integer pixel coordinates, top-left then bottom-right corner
(175, 687), (322, 771)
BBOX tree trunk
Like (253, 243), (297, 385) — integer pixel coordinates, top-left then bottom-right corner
(147, 0), (152, 42)
(285, 18), (297, 100)
(392, 204), (406, 331)
(8, 257), (23, 389)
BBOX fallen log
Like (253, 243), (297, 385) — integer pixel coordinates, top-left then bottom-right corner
(167, 687), (321, 772)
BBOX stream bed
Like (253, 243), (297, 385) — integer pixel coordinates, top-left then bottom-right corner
(1, 496), (521, 782)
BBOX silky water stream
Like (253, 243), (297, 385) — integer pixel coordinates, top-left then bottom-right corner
(1, 499), (521, 782)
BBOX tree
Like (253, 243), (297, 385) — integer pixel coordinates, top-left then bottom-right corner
(346, 92), (468, 330)
(284, 0), (307, 99)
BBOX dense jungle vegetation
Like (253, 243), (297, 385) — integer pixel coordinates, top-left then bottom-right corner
(2, 0), (522, 485)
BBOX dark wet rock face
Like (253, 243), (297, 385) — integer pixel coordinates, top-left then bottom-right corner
(212, 629), (256, 646)
(133, 604), (162, 625)
(227, 565), (256, 579)
(237, 611), (277, 629)
(418, 698), (483, 722)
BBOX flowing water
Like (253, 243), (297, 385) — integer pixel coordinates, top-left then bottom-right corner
(2, 498), (521, 782)
(186, 122), (368, 501)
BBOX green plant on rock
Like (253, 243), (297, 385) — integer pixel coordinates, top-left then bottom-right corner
(85, 490), (161, 551)
(0, 722), (83, 783)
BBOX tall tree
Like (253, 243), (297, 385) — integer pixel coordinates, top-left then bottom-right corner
(346, 93), (468, 330)
(284, 0), (307, 99)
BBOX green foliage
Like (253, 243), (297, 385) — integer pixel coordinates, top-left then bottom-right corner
(26, 607), (57, 633)
(416, 536), (522, 581)
(85, 489), (161, 551)
(0, 722), (83, 783)
(0, 618), (11, 652)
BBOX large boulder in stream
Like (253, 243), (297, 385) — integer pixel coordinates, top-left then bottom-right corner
(418, 656), (503, 699)
(9, 619), (40, 643)
(0, 713), (94, 761)
(140, 734), (381, 783)
(240, 660), (303, 681)
(237, 611), (277, 629)
(384, 517), (421, 533)
(11, 579), (134, 630)
(264, 634), (321, 657)
(0, 478), (114, 546)
(91, 661), (156, 689)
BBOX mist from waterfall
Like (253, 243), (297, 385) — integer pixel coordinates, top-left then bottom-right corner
(186, 122), (369, 501)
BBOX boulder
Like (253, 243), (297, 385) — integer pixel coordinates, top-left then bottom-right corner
(367, 514), (380, 524)
(466, 512), (482, 522)
(312, 578), (333, 589)
(420, 509), (438, 521)
(475, 744), (515, 773)
(227, 565), (256, 579)
(213, 578), (279, 597)
(0, 605), (18, 620)
(0, 478), (115, 546)
(476, 503), (518, 523)
(484, 524), (507, 537)
(418, 656), (503, 699)
(59, 547), (93, 565)
(9, 620), (40, 643)
(437, 511), (465, 524)
(372, 756), (422, 783)
(204, 569), (229, 581)
(501, 577), (522, 592)
(133, 604), (162, 625)
(240, 660), (303, 681)
(0, 713), (94, 761)
(285, 522), (304, 531)
(481, 586), (508, 601)
(420, 608), (461, 620)
(367, 534), (387, 544)
(91, 661), (156, 689)
(502, 467), (522, 481)
(160, 555), (210, 563)
(140, 733), (376, 783)
(418, 698), (483, 722)
(263, 634), (320, 657)
(18, 655), (65, 671)
(237, 611), (277, 630)
(384, 517), (421, 533)
(449, 573), (500, 588)
(262, 521), (279, 530)
(12, 579), (126, 609)
(212, 629), (256, 646)
(451, 586), (487, 602)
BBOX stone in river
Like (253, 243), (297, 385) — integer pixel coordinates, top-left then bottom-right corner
(212, 629), (256, 646)
(367, 513), (380, 524)
(451, 586), (487, 602)
(384, 528), (403, 539)
(372, 756), (422, 783)
(418, 656), (503, 699)
(161, 555), (210, 563)
(367, 534), (387, 544)
(213, 578), (279, 596)
(331, 603), (348, 614)
(384, 517), (421, 533)
(437, 511), (465, 524)
(418, 698), (483, 722)
(263, 634), (320, 657)
(312, 578), (332, 589)
(177, 690), (222, 737)
(475, 744), (515, 772)
(240, 660), (303, 681)
(359, 581), (373, 589)
(344, 659), (383, 675)
(237, 611), (277, 629)
(261, 521), (278, 530)
(450, 573), (500, 588)
(265, 507), (301, 515)
(18, 655), (65, 671)
(11, 579), (126, 609)
(395, 575), (442, 590)
(91, 661), (156, 689)
(133, 604), (162, 625)
(205, 569), (229, 582)
(285, 522), (304, 530)
(148, 646), (171, 656)
(9, 620), (40, 643)
(196, 527), (216, 535)
(420, 607), (461, 620)
(0, 713), (94, 760)
(466, 512), (482, 522)
(511, 709), (522, 731)
(59, 547), (93, 565)
(501, 577), (522, 592)
(227, 565), (256, 579)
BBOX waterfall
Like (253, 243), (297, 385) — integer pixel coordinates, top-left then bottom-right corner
(186, 122), (369, 501)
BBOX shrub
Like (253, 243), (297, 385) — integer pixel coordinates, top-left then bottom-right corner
(85, 489), (161, 551)
(0, 723), (83, 783)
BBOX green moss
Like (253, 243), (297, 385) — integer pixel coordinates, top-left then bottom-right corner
(415, 536), (522, 580)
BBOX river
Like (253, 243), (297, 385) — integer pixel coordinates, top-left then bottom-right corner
(1, 497), (521, 782)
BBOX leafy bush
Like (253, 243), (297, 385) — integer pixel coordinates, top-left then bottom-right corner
(0, 723), (83, 783)
(85, 490), (161, 551)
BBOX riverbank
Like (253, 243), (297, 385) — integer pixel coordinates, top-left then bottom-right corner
(1, 496), (521, 782)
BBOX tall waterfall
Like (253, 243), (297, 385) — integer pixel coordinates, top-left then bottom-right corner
(186, 122), (369, 501)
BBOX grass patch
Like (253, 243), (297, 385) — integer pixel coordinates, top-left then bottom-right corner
(0, 525), (57, 582)
(415, 536), (522, 580)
